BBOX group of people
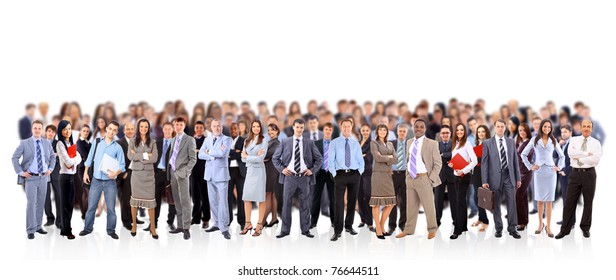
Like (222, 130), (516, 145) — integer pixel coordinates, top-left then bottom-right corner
(13, 98), (602, 242)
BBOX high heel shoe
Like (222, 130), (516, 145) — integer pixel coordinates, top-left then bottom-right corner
(266, 219), (279, 228)
(151, 231), (159, 239)
(546, 226), (554, 238)
(517, 225), (526, 231)
(252, 223), (263, 237)
(535, 223), (545, 234)
(471, 220), (482, 227)
(479, 223), (488, 232)
(240, 223), (253, 235)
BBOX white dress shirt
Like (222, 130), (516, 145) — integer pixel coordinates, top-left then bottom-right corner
(229, 136), (239, 167)
(452, 140), (478, 175)
(287, 136), (307, 174)
(407, 136), (427, 174)
(568, 135), (602, 168)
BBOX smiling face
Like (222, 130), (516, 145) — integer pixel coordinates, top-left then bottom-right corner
(80, 126), (90, 139)
(360, 125), (371, 139)
(456, 124), (465, 139)
(138, 121), (149, 138)
(581, 120), (593, 138)
(413, 120), (426, 138)
(32, 123), (43, 138)
(267, 126), (279, 139)
(477, 127), (487, 140)
(541, 121), (552, 136)
(61, 123), (72, 140)
(251, 121), (261, 135)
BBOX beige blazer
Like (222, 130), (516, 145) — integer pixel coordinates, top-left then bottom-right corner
(406, 137), (442, 187)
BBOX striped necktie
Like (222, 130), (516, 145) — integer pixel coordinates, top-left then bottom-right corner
(36, 140), (43, 173)
(294, 139), (301, 173)
(345, 138), (351, 167)
(408, 140), (418, 178)
(499, 138), (508, 170)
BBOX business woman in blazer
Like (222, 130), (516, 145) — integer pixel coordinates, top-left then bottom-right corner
(521, 119), (565, 237)
(481, 119), (522, 239)
(241, 120), (268, 236)
(127, 119), (158, 238)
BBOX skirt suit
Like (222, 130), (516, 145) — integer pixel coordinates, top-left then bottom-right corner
(241, 139), (268, 203)
(521, 137), (565, 202)
(369, 140), (398, 206)
(128, 140), (158, 209)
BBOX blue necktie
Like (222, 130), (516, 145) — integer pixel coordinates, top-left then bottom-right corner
(159, 139), (169, 169)
(294, 139), (301, 173)
(345, 138), (351, 168)
(36, 140), (43, 174)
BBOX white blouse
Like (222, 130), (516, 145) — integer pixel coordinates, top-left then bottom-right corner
(451, 140), (477, 176)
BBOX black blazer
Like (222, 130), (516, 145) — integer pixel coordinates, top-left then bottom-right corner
(562, 141), (572, 176)
(314, 139), (335, 175)
(154, 138), (172, 170)
(76, 139), (92, 169)
(228, 136), (247, 178)
(438, 140), (455, 183)
(19, 116), (32, 140)
(193, 136), (206, 177)
(116, 137), (130, 176)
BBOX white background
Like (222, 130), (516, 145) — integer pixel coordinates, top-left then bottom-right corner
(1, 1), (614, 279)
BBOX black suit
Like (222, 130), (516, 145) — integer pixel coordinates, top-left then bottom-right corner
(45, 139), (62, 228)
(559, 140), (575, 225)
(154, 138), (176, 227)
(311, 139), (335, 227)
(116, 137), (133, 228)
(19, 116), (32, 140)
(228, 136), (247, 226)
(434, 140), (457, 227)
(388, 139), (408, 231)
(191, 136), (210, 224)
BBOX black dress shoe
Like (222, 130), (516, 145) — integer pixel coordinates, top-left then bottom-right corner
(108, 233), (119, 239)
(383, 231), (392, 237)
(123, 224), (132, 231)
(358, 222), (365, 228)
(450, 234), (459, 240)
(468, 212), (477, 219)
(191, 220), (199, 225)
(529, 209), (538, 215)
(517, 225), (526, 231)
(556, 220), (563, 225)
(276, 232), (289, 239)
(44, 219), (55, 227)
(555, 232), (568, 239)
(330, 233), (341, 241)
(495, 231), (503, 238)
(79, 230), (91, 236)
(222, 231), (231, 240)
(302, 231), (314, 238)
(202, 221), (209, 229)
(377, 234), (385, 240)
(27, 233), (34, 239)
(345, 228), (358, 235)
(36, 229), (48, 234)
(509, 231), (521, 239)
(387, 228), (395, 235)
(583, 231), (590, 238)
(205, 226), (220, 233)
(183, 230), (190, 240)
(169, 228), (184, 234)
(368, 226), (376, 232)
(167, 222), (176, 231)
(309, 223), (316, 229)
(136, 219), (145, 225)
(143, 224), (158, 231)
(65, 233), (75, 240)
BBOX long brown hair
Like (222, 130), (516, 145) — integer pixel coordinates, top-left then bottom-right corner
(533, 119), (557, 147)
(245, 120), (265, 145)
(516, 123), (532, 147)
(451, 123), (468, 151)
(375, 124), (389, 144)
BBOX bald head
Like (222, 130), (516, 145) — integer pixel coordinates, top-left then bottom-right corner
(581, 119), (593, 138)
(124, 122), (135, 139)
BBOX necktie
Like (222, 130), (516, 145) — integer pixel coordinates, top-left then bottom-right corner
(408, 139), (418, 178)
(170, 137), (181, 171)
(159, 140), (169, 169)
(345, 138), (351, 168)
(313, 132), (317, 141)
(578, 138), (587, 166)
(395, 141), (405, 170)
(323, 140), (329, 170)
(499, 138), (508, 170)
(294, 139), (301, 173)
(36, 140), (43, 174)
(213, 137), (217, 146)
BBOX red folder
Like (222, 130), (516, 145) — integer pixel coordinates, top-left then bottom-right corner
(473, 144), (483, 158)
(67, 145), (77, 158)
(449, 153), (469, 170)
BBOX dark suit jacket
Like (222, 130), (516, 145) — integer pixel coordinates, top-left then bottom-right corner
(561, 140), (572, 176)
(314, 139), (336, 175)
(228, 136), (247, 178)
(192, 136), (206, 177)
(154, 138), (171, 170)
(481, 136), (521, 189)
(438, 140), (455, 183)
(272, 137), (323, 185)
(116, 137), (131, 177)
(19, 116), (32, 140)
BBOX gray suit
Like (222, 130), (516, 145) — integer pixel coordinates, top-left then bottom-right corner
(12, 137), (56, 234)
(481, 136), (521, 233)
(273, 136), (323, 235)
(168, 133), (197, 230)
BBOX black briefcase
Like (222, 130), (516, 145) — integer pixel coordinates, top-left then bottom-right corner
(478, 187), (494, 211)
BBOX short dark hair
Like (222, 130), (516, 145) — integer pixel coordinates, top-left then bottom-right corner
(494, 119), (507, 126)
(45, 124), (56, 133)
(440, 125), (451, 132)
(174, 117), (186, 124)
(307, 115), (319, 122)
(32, 120), (44, 127)
(195, 120), (205, 127)
(322, 122), (333, 129)
(561, 124), (572, 132)
(340, 118), (353, 127)
(414, 118), (427, 126)
(108, 120), (120, 129)
(26, 103), (35, 110)
(293, 118), (305, 126)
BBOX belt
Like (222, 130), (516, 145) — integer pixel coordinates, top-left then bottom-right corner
(337, 169), (357, 173)
(392, 170), (405, 175)
(413, 173), (427, 178)
(291, 173), (305, 177)
(28, 173), (43, 176)
(573, 167), (594, 173)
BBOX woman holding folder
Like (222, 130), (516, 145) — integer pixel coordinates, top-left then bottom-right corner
(56, 120), (82, 240)
(471, 125), (490, 231)
(448, 123), (477, 240)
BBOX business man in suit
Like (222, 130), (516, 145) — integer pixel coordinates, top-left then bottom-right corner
(167, 117), (197, 240)
(116, 122), (143, 230)
(19, 104), (36, 140)
(396, 119), (441, 239)
(328, 118), (364, 242)
(146, 122), (176, 231)
(13, 120), (56, 239)
(273, 118), (323, 239)
(303, 115), (324, 141)
(200, 119), (233, 240)
(389, 123), (409, 234)
(434, 125), (458, 227)
(227, 122), (246, 228)
(190, 121), (210, 229)
(557, 124), (574, 226)
(310, 122), (335, 228)
(481, 119), (522, 239)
